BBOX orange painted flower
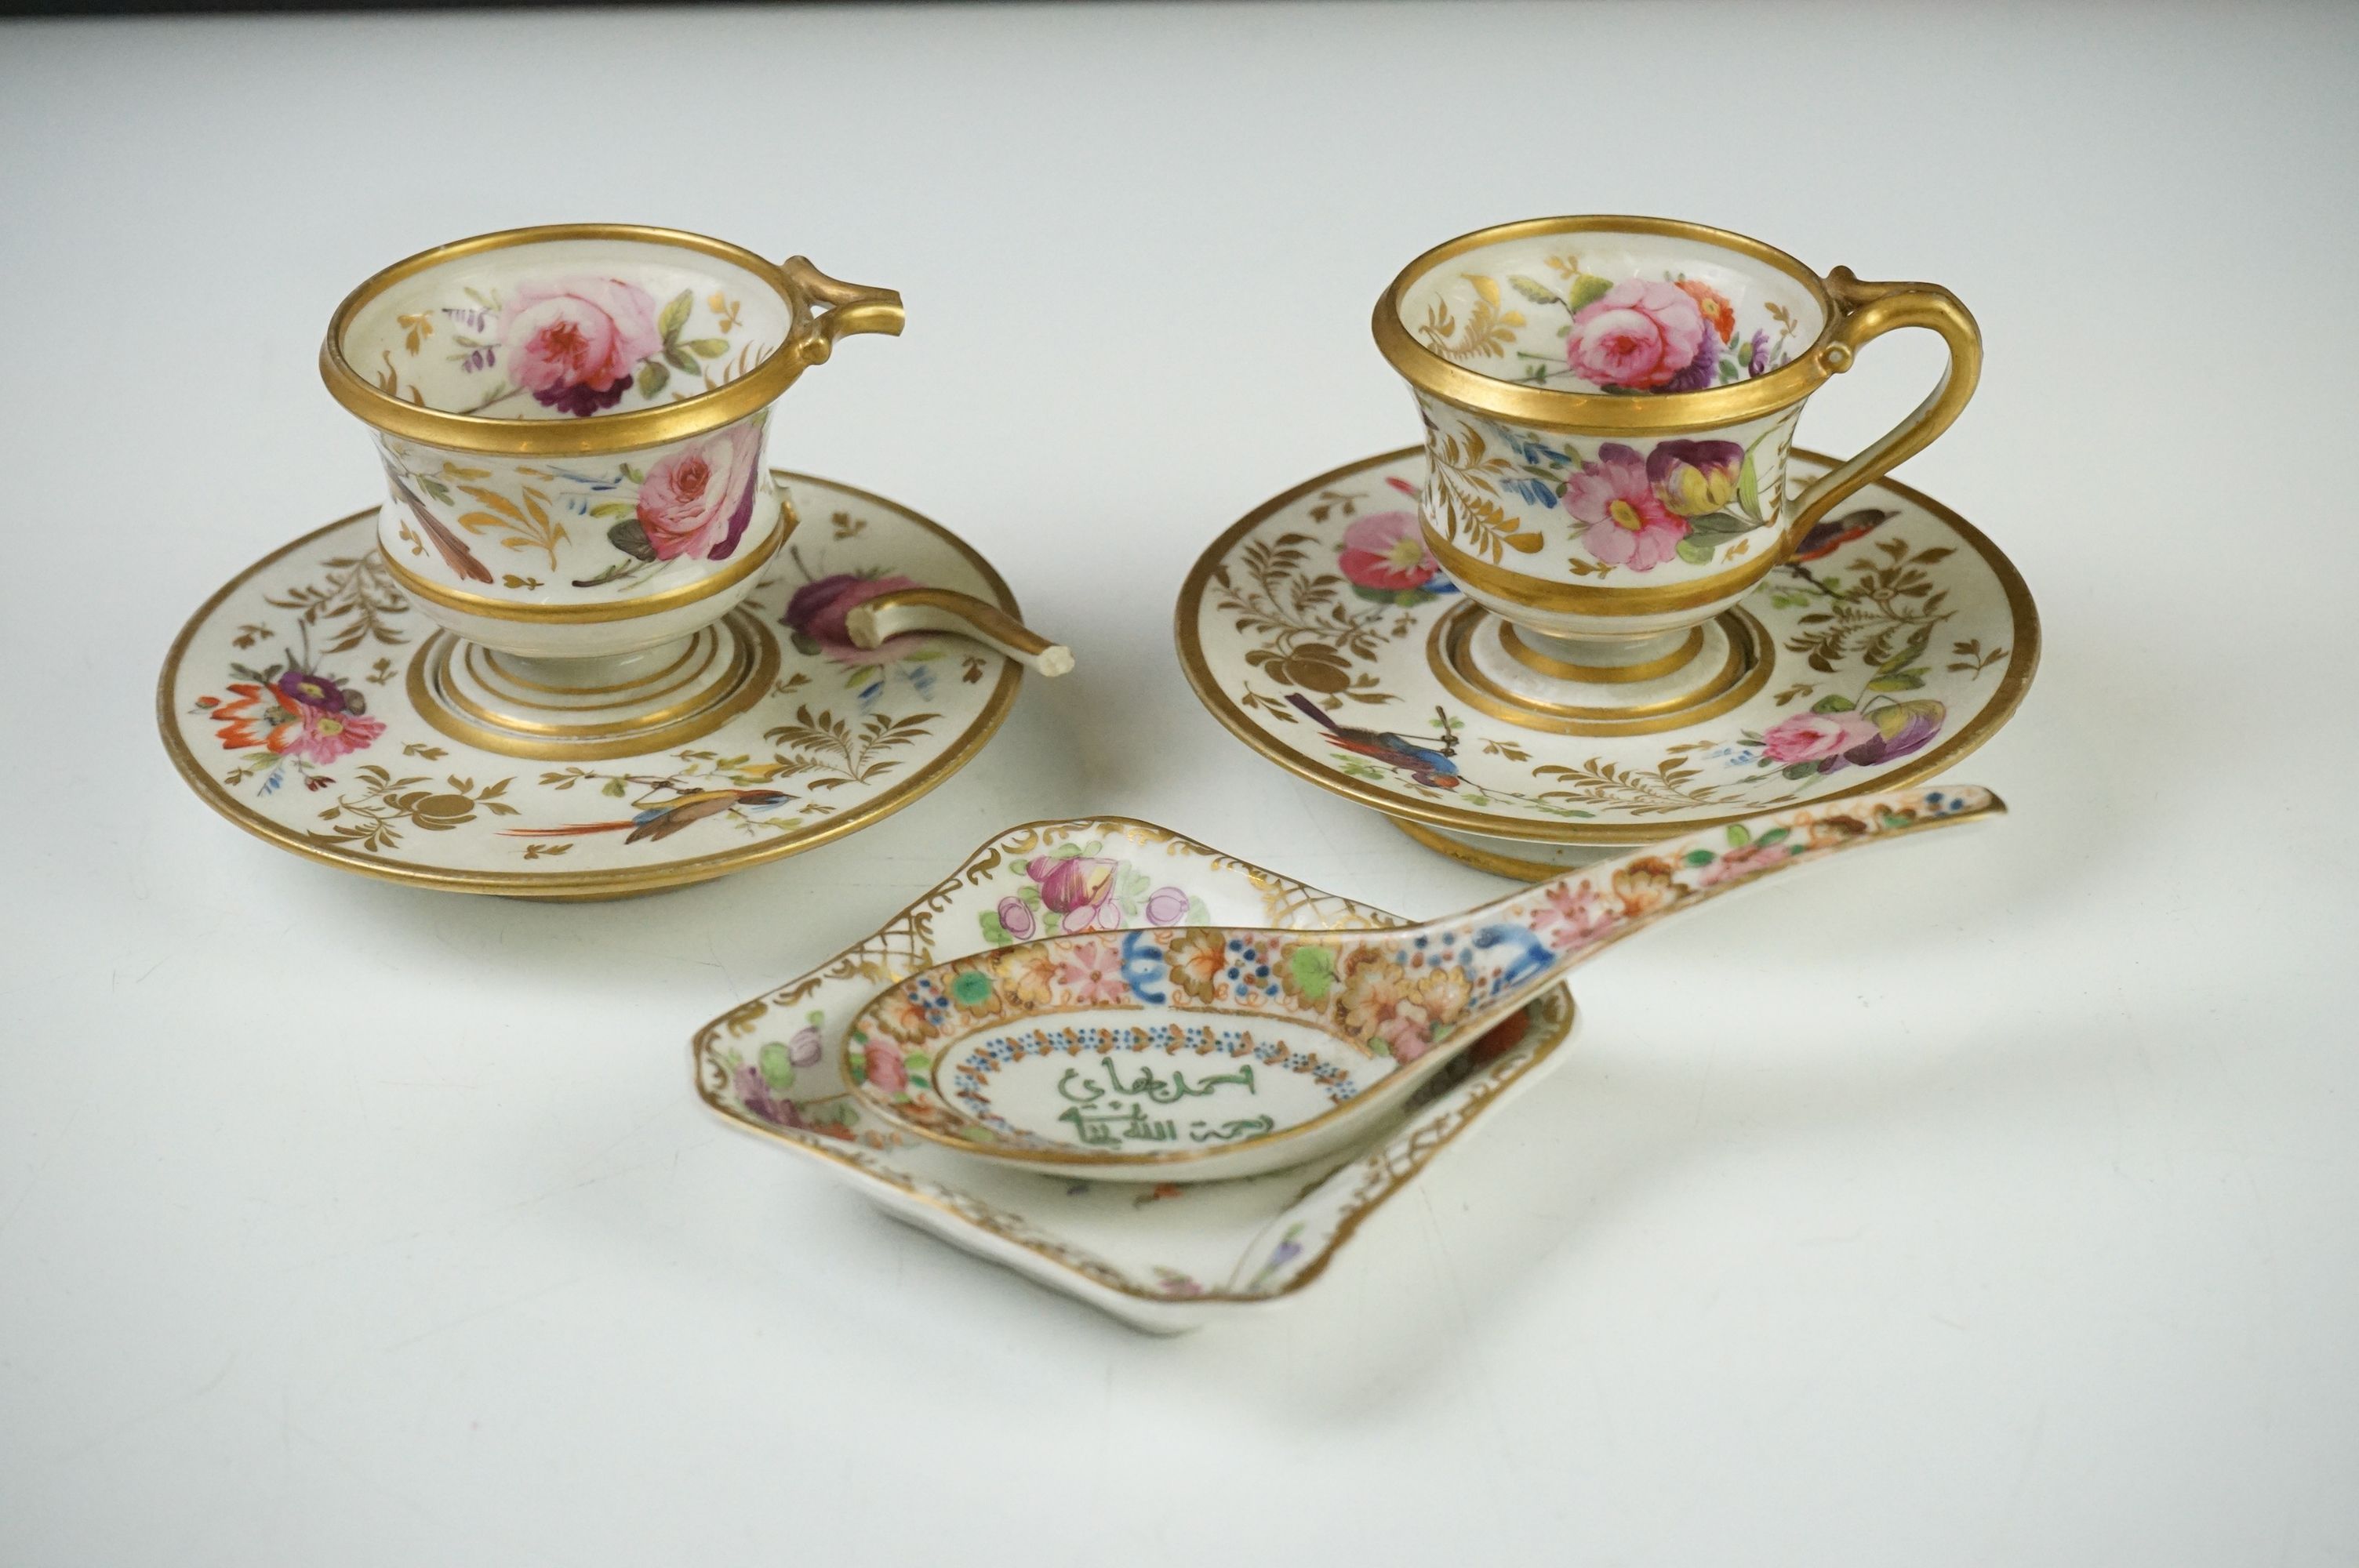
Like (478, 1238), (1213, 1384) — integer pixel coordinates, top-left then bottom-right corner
(1000, 945), (1061, 1009)
(871, 989), (937, 1044)
(1165, 926), (1230, 1003)
(1675, 278), (1738, 345)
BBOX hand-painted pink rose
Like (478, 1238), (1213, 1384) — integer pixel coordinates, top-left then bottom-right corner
(1564, 443), (1689, 570)
(1337, 510), (1441, 593)
(1761, 710), (1880, 765)
(995, 895), (1038, 941)
(860, 1037), (908, 1094)
(502, 278), (662, 416)
(783, 572), (925, 663)
(1567, 279), (1711, 391)
(1141, 886), (1192, 925)
(635, 423), (764, 561)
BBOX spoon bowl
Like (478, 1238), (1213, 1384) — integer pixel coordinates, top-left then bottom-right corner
(845, 783), (2001, 1180)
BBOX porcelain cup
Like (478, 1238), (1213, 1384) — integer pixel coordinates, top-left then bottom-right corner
(1373, 216), (1978, 702)
(321, 223), (902, 663)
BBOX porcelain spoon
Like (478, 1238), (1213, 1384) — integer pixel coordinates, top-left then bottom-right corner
(843, 783), (2001, 1181)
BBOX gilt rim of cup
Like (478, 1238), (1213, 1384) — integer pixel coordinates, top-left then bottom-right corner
(318, 222), (814, 458)
(1372, 213), (1845, 434)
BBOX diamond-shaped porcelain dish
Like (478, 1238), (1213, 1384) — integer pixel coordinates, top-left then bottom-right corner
(691, 817), (1576, 1333)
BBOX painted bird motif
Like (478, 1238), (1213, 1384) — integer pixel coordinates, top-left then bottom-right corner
(1789, 506), (1896, 564)
(503, 788), (794, 844)
(1287, 694), (1461, 790)
(382, 463), (495, 584)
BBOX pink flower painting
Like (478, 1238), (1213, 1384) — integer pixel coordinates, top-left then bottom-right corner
(1563, 443), (1689, 570)
(1337, 510), (1445, 597)
(501, 278), (662, 416)
(1565, 278), (1714, 392)
(634, 423), (763, 561)
(1532, 879), (1616, 953)
(860, 1037), (909, 1094)
(783, 572), (925, 664)
(1030, 854), (1121, 933)
(1761, 710), (1881, 765)
(1055, 940), (1130, 1005)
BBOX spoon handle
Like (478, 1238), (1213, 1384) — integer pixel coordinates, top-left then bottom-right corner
(1333, 784), (2004, 1057)
(845, 587), (1076, 677)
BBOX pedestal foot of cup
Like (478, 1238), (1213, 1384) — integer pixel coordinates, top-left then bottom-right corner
(1423, 601), (1772, 736)
(405, 607), (781, 761)
(1386, 817), (1619, 881)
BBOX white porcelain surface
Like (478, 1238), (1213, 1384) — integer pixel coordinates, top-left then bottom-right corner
(13, 10), (2355, 1564)
(158, 473), (1027, 896)
(1180, 449), (2036, 848)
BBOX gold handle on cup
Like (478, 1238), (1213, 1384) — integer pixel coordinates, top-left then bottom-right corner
(1784, 267), (1982, 542)
(779, 256), (906, 367)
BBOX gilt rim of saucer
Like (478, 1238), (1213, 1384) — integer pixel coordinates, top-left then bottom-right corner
(155, 470), (1023, 898)
(1173, 445), (2041, 847)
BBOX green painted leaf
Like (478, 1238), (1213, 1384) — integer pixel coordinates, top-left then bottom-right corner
(1755, 827), (1790, 848)
(636, 360), (668, 398)
(602, 777), (628, 797)
(758, 1040), (796, 1092)
(608, 517), (657, 561)
(1726, 824), (1752, 848)
(1879, 630), (1933, 675)
(1289, 946), (1336, 1002)
(1867, 671), (1927, 691)
(1565, 274), (1614, 311)
(689, 338), (730, 356)
(1812, 694), (1855, 713)
(979, 909), (1011, 946)
(664, 347), (698, 373)
(1738, 451), (1761, 516)
(657, 289), (693, 344)
(1675, 536), (1719, 566)
(1507, 274), (1562, 306)
(1783, 760), (1821, 780)
(1683, 848), (1716, 866)
(1684, 510), (1756, 536)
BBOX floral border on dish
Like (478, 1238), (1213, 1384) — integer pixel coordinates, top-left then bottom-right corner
(690, 817), (1576, 1332)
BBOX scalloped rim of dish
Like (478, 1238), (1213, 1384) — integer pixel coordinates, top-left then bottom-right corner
(689, 815), (1577, 1323)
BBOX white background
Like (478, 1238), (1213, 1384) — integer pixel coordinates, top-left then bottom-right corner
(3, 3), (2355, 1563)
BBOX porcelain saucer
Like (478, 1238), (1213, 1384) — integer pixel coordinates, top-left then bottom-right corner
(158, 472), (1028, 898)
(690, 816), (1576, 1334)
(1176, 447), (2038, 876)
